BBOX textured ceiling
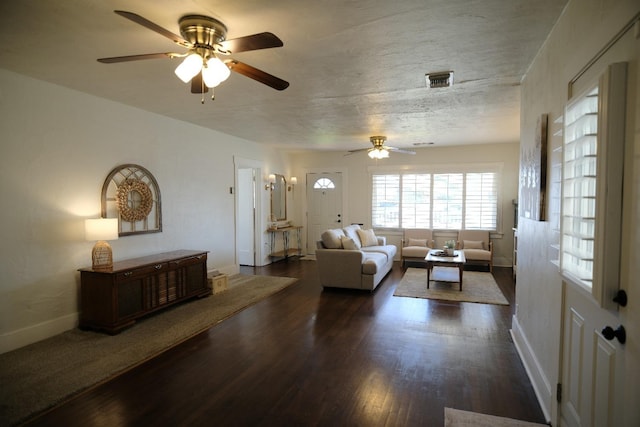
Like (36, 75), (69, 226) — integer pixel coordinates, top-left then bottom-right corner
(0, 0), (566, 151)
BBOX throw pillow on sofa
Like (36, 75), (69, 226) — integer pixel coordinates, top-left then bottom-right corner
(340, 236), (359, 250)
(357, 228), (378, 247)
(321, 229), (345, 249)
(342, 224), (362, 248)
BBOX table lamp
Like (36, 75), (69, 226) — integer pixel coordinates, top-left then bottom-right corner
(85, 218), (119, 271)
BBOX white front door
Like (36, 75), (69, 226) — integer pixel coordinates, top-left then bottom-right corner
(306, 172), (343, 254)
(558, 34), (639, 427)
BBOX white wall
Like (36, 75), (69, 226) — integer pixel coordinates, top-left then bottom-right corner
(513, 0), (640, 422)
(0, 69), (289, 353)
(286, 142), (520, 264)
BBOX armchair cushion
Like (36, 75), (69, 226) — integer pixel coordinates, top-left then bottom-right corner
(463, 240), (484, 250)
(458, 230), (493, 272)
(407, 238), (428, 247)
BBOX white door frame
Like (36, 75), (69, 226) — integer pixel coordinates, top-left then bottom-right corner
(234, 157), (264, 267)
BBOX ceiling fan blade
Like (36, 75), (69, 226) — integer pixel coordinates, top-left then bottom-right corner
(219, 32), (283, 53)
(388, 147), (417, 155)
(114, 10), (192, 48)
(190, 72), (209, 94)
(97, 52), (179, 63)
(344, 148), (369, 156)
(226, 60), (289, 91)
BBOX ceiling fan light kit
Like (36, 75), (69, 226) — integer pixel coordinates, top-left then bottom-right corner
(97, 10), (289, 100)
(346, 136), (416, 159)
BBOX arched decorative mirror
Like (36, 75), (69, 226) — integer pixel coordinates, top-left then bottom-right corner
(271, 174), (286, 221)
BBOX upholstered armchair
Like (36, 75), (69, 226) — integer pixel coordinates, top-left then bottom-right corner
(457, 230), (493, 272)
(401, 229), (435, 266)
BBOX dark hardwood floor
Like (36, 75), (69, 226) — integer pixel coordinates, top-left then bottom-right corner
(27, 260), (546, 427)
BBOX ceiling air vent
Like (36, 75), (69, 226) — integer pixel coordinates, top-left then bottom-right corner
(425, 71), (454, 88)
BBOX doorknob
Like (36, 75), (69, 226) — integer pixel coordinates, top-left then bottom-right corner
(612, 289), (627, 307)
(601, 325), (626, 344)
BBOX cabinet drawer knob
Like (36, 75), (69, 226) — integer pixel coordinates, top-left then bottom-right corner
(155, 264), (163, 270)
(124, 271), (133, 277)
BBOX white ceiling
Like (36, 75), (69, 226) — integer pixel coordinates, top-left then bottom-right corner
(0, 0), (566, 152)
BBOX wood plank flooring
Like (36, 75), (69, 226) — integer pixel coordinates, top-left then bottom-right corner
(26, 260), (546, 427)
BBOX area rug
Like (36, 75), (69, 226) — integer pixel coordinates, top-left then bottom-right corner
(0, 274), (297, 426)
(394, 267), (509, 305)
(444, 407), (548, 426)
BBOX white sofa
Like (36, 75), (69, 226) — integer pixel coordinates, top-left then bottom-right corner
(315, 224), (397, 291)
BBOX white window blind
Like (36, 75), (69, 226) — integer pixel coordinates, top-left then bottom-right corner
(465, 173), (498, 229)
(432, 173), (463, 229)
(561, 85), (598, 287)
(372, 174), (400, 228)
(372, 170), (498, 230)
(401, 174), (431, 228)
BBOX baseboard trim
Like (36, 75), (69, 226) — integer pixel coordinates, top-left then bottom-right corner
(0, 312), (78, 355)
(510, 315), (552, 423)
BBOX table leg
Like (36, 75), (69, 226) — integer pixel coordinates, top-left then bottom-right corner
(427, 262), (432, 289)
(458, 264), (464, 291)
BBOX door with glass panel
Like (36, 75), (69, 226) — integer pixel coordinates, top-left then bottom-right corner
(306, 172), (343, 254)
(559, 62), (631, 427)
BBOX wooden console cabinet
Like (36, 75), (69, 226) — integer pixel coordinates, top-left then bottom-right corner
(79, 250), (210, 334)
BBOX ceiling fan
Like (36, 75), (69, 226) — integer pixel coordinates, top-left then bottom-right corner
(97, 10), (289, 98)
(346, 136), (416, 159)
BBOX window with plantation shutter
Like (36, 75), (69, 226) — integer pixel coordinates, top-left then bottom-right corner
(432, 173), (463, 229)
(372, 174), (400, 228)
(401, 174), (431, 228)
(371, 169), (499, 230)
(465, 172), (498, 229)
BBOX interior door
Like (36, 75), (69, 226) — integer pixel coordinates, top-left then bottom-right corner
(306, 172), (343, 254)
(236, 167), (256, 266)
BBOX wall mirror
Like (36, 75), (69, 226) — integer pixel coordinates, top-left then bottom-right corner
(271, 174), (286, 221)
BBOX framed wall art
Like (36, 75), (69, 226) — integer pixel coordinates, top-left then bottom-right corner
(519, 113), (548, 221)
(101, 164), (162, 236)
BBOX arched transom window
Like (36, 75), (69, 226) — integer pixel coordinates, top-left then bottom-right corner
(313, 178), (335, 189)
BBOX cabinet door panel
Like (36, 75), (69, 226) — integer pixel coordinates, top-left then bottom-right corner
(118, 279), (143, 318)
(185, 263), (206, 294)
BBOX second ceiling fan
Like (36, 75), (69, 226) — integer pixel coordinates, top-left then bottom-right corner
(347, 136), (416, 159)
(97, 10), (289, 97)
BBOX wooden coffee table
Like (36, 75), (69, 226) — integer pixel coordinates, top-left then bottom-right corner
(425, 250), (466, 291)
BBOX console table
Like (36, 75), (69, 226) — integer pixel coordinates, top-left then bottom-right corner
(79, 250), (210, 334)
(267, 226), (303, 260)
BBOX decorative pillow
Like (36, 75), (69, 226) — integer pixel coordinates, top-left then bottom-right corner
(340, 236), (359, 250)
(321, 229), (345, 249)
(342, 224), (362, 247)
(357, 229), (378, 247)
(407, 238), (428, 247)
(464, 240), (484, 250)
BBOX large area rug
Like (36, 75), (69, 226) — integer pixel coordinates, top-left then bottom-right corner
(444, 407), (548, 426)
(0, 274), (297, 426)
(394, 267), (509, 305)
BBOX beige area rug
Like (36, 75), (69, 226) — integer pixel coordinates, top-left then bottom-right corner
(0, 274), (297, 426)
(394, 267), (509, 305)
(445, 407), (548, 426)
